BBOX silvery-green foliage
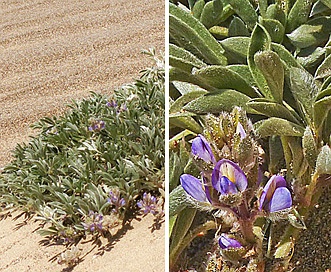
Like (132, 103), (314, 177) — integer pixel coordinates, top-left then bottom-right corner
(169, 0), (331, 270)
(0, 50), (164, 239)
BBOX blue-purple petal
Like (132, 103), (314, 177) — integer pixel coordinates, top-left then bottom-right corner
(180, 174), (208, 202)
(219, 234), (242, 249)
(236, 122), (247, 139)
(269, 187), (292, 212)
(220, 176), (238, 195)
(260, 175), (288, 210)
(191, 135), (216, 164)
(212, 159), (247, 193)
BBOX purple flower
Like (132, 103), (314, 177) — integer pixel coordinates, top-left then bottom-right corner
(219, 234), (242, 250)
(236, 122), (247, 139)
(191, 134), (216, 164)
(212, 159), (247, 195)
(259, 175), (292, 213)
(137, 192), (159, 215)
(106, 100), (118, 108)
(82, 211), (104, 233)
(107, 189), (126, 213)
(88, 120), (105, 132)
(180, 174), (210, 203)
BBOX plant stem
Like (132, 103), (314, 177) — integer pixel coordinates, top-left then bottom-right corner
(238, 199), (256, 244)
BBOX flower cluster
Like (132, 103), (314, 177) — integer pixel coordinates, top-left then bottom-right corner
(181, 134), (248, 207)
(81, 211), (103, 233)
(88, 119), (105, 132)
(106, 99), (127, 113)
(180, 131), (293, 257)
(137, 192), (162, 215)
(107, 188), (126, 213)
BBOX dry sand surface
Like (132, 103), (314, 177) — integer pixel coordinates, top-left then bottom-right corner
(0, 0), (165, 271)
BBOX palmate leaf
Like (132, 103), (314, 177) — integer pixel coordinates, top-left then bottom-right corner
(314, 94), (331, 130)
(265, 4), (286, 27)
(254, 50), (285, 103)
(248, 24), (272, 99)
(286, 0), (313, 33)
(247, 99), (301, 124)
(315, 54), (331, 79)
(169, 44), (207, 73)
(183, 89), (252, 114)
(169, 3), (227, 65)
(254, 117), (305, 137)
(192, 65), (259, 97)
(229, 0), (258, 30)
(290, 67), (319, 125)
(199, 0), (223, 29)
(315, 145), (331, 175)
(302, 126), (318, 169)
(228, 17), (250, 37)
(260, 18), (285, 43)
(287, 16), (331, 49)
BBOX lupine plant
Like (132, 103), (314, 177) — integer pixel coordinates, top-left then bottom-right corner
(169, 0), (331, 271)
(0, 49), (165, 249)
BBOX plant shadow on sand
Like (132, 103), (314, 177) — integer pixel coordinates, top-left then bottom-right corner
(0, 208), (164, 271)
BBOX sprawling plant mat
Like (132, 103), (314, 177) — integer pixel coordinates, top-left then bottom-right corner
(0, 51), (165, 268)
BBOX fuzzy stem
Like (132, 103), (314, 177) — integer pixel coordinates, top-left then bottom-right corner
(237, 199), (256, 244)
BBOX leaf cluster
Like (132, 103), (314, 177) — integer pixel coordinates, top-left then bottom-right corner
(0, 50), (165, 239)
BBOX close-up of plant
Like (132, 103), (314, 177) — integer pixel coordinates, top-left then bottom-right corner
(169, 0), (331, 271)
(0, 49), (165, 256)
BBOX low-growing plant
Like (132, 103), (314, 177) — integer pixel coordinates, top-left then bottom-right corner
(169, 0), (331, 271)
(0, 49), (165, 246)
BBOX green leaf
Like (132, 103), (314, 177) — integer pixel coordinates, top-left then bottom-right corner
(320, 0), (331, 9)
(169, 44), (207, 72)
(183, 89), (252, 114)
(228, 17), (250, 37)
(248, 24), (272, 99)
(170, 91), (207, 114)
(200, 0), (223, 29)
(297, 47), (326, 70)
(271, 43), (302, 72)
(254, 117), (305, 137)
(302, 126), (318, 170)
(193, 65), (259, 97)
(247, 99), (300, 124)
(265, 4), (286, 26)
(287, 137), (308, 178)
(170, 3), (227, 65)
(287, 17), (331, 49)
(314, 95), (331, 129)
(220, 37), (250, 64)
(315, 54), (331, 79)
(169, 185), (193, 217)
(315, 145), (331, 175)
(269, 136), (285, 174)
(310, 0), (330, 17)
(227, 65), (255, 86)
(229, 0), (258, 30)
(170, 67), (210, 91)
(320, 76), (331, 91)
(260, 18), (285, 43)
(258, 0), (268, 17)
(286, 0), (313, 33)
(172, 81), (207, 96)
(254, 50), (284, 103)
(290, 67), (319, 124)
(192, 0), (205, 19)
(316, 87), (331, 101)
(170, 114), (203, 134)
